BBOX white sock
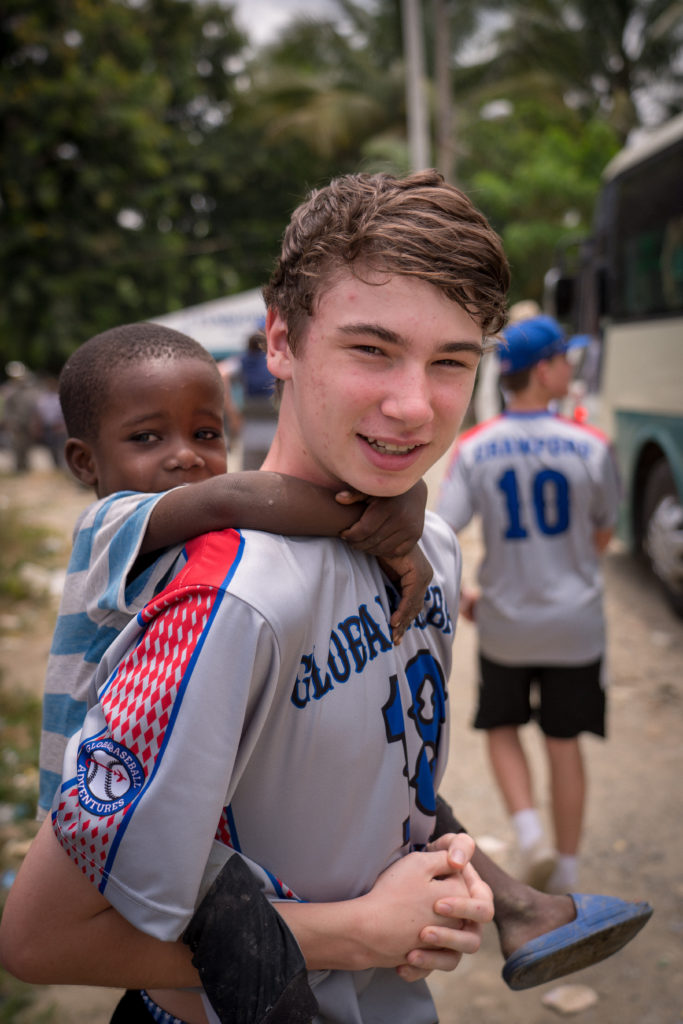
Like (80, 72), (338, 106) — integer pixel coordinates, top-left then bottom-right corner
(547, 854), (579, 892)
(512, 808), (544, 850)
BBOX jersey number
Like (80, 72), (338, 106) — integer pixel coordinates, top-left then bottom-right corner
(382, 650), (446, 820)
(498, 467), (570, 538)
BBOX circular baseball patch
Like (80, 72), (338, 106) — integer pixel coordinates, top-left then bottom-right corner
(77, 739), (144, 816)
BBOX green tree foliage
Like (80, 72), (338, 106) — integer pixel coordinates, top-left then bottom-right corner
(473, 0), (683, 140)
(460, 103), (620, 301)
(1, 0), (679, 372)
(244, 1), (624, 306)
(443, 0), (681, 300)
(244, 2), (409, 171)
(1, 0), (248, 369)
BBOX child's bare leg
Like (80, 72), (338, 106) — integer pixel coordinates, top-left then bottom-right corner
(434, 796), (652, 989)
(468, 842), (575, 958)
(434, 796), (574, 958)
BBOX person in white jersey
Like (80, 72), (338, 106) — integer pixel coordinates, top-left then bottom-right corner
(437, 314), (620, 896)
(1, 177), (652, 1024)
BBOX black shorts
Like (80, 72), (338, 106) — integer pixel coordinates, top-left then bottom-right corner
(110, 990), (188, 1024)
(473, 653), (606, 739)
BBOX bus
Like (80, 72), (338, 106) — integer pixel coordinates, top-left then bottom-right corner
(548, 113), (683, 616)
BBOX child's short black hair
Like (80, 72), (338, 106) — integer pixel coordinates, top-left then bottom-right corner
(59, 322), (221, 441)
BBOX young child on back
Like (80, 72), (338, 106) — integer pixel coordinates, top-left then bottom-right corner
(39, 321), (433, 820)
(437, 314), (621, 895)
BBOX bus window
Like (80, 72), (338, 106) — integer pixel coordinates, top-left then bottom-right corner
(610, 140), (683, 319)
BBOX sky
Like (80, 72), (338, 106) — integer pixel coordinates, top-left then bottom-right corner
(228, 0), (344, 46)
(226, 1), (502, 67)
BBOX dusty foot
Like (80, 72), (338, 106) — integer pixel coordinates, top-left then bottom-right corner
(494, 890), (576, 960)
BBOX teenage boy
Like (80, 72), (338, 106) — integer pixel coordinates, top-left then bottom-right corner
(1, 175), (651, 1024)
(39, 319), (440, 1022)
(437, 314), (620, 894)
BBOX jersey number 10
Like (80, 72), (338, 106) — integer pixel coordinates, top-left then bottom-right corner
(498, 467), (570, 538)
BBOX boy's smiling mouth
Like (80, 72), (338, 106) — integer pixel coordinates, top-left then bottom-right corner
(363, 435), (423, 455)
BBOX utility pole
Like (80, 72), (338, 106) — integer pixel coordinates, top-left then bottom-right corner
(401, 0), (430, 171)
(433, 0), (456, 182)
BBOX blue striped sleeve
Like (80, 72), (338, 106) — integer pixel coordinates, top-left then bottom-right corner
(67, 525), (95, 574)
(50, 612), (120, 662)
(38, 768), (62, 815)
(41, 691), (88, 736)
(99, 495), (163, 611)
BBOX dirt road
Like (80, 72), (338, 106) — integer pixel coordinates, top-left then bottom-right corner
(1, 460), (681, 1023)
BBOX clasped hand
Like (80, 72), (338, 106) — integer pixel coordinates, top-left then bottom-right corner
(359, 832), (493, 982)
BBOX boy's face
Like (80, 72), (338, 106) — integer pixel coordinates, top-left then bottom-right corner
(86, 358), (227, 497)
(265, 270), (483, 496)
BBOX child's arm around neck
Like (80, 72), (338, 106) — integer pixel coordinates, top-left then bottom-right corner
(141, 471), (366, 554)
(143, 471), (432, 642)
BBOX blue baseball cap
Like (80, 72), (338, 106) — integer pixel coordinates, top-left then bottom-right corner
(498, 315), (570, 374)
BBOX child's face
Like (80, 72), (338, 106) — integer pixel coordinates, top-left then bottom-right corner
(89, 357), (228, 497)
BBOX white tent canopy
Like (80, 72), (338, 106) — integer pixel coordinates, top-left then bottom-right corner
(152, 287), (267, 360)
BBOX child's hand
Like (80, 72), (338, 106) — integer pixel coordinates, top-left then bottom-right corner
(336, 481), (430, 643)
(379, 546), (433, 644)
(337, 480), (427, 558)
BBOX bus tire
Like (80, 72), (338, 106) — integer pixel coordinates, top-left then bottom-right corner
(642, 459), (683, 617)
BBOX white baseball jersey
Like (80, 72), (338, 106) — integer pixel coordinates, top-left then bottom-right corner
(436, 411), (620, 665)
(52, 513), (461, 1024)
(38, 490), (182, 818)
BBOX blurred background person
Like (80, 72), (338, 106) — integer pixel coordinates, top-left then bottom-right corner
(0, 361), (40, 473)
(473, 300), (541, 424)
(234, 328), (279, 470)
(437, 314), (620, 895)
(35, 375), (67, 470)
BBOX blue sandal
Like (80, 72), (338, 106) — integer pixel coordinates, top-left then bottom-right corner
(502, 893), (653, 990)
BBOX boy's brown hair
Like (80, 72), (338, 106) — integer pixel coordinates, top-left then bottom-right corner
(263, 169), (510, 351)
